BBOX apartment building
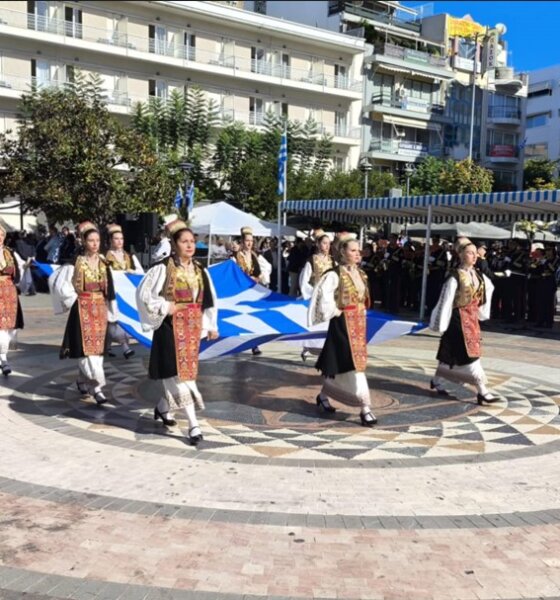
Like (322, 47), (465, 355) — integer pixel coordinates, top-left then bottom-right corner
(525, 65), (560, 169)
(0, 0), (365, 171)
(247, 1), (528, 190)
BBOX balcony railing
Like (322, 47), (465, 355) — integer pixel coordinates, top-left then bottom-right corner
(338, 2), (421, 33)
(370, 92), (444, 115)
(488, 106), (521, 120)
(487, 144), (519, 159)
(370, 138), (442, 158)
(0, 7), (360, 93)
(374, 42), (448, 69)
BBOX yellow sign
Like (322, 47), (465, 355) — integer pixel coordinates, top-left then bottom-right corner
(448, 16), (486, 38)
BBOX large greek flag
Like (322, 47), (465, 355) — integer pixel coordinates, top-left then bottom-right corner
(35, 261), (421, 360)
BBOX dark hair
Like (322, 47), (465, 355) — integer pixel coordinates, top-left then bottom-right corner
(316, 234), (330, 245)
(83, 228), (99, 241)
(172, 226), (194, 245)
(340, 238), (359, 253)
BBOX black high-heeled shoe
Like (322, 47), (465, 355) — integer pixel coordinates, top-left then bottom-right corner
(316, 394), (336, 413)
(94, 392), (108, 405)
(154, 407), (177, 427)
(76, 381), (89, 396)
(477, 393), (499, 405)
(188, 427), (203, 445)
(430, 379), (450, 397)
(360, 411), (378, 427)
(2, 364), (12, 377)
(123, 349), (135, 360)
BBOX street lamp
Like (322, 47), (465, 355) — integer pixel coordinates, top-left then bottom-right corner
(178, 159), (194, 219)
(404, 163), (414, 196)
(359, 156), (372, 199)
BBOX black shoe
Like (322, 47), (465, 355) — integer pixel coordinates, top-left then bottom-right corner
(188, 426), (203, 445)
(154, 407), (177, 427)
(251, 347), (262, 356)
(301, 349), (309, 362)
(316, 394), (336, 413)
(94, 392), (108, 405)
(477, 393), (499, 405)
(76, 381), (89, 396)
(123, 349), (135, 360)
(430, 379), (449, 397)
(2, 364), (12, 377)
(360, 410), (378, 427)
(106, 350), (116, 358)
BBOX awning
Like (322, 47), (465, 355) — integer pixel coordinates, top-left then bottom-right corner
(280, 190), (560, 225)
(373, 62), (445, 80)
(528, 80), (552, 93)
(382, 114), (441, 131)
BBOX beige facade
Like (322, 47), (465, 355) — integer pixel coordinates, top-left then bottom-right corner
(0, 0), (365, 169)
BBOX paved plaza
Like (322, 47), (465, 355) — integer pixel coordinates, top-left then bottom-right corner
(1, 295), (560, 600)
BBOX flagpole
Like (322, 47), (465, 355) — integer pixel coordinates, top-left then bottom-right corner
(276, 128), (287, 293)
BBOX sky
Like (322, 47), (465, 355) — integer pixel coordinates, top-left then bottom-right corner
(402, 1), (560, 73)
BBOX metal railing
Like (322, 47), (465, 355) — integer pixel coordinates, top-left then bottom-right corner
(0, 7), (361, 93)
(369, 92), (444, 115)
(374, 42), (447, 69)
(370, 138), (442, 157)
(340, 2), (421, 33)
(488, 106), (521, 120)
(487, 144), (519, 158)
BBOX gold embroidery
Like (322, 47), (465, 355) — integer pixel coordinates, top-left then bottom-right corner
(310, 254), (333, 287)
(453, 270), (484, 309)
(106, 250), (132, 271)
(0, 277), (17, 330)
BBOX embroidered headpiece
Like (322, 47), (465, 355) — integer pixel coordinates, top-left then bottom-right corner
(240, 227), (253, 236)
(165, 218), (189, 238)
(106, 223), (122, 236)
(77, 221), (98, 239)
(314, 229), (326, 240)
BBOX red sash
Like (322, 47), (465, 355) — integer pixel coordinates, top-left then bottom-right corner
(459, 298), (482, 358)
(343, 303), (368, 372)
(172, 304), (202, 381)
(0, 278), (17, 330)
(77, 292), (107, 356)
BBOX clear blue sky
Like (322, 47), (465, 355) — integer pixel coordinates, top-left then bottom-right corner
(402, 1), (560, 72)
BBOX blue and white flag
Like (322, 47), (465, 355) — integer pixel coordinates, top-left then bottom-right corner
(173, 186), (183, 209)
(277, 130), (287, 196)
(186, 181), (195, 213)
(35, 261), (421, 360)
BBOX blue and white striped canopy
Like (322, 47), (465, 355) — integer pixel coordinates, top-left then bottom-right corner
(281, 190), (560, 224)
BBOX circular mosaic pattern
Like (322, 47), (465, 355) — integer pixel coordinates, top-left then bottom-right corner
(11, 353), (560, 466)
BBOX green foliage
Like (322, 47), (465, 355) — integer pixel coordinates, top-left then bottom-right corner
(0, 72), (180, 226)
(523, 158), (559, 189)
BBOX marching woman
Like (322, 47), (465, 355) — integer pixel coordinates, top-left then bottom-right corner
(429, 241), (498, 404)
(104, 223), (144, 359)
(0, 224), (24, 376)
(299, 231), (336, 362)
(53, 221), (116, 404)
(309, 237), (377, 426)
(233, 226), (263, 356)
(136, 219), (218, 445)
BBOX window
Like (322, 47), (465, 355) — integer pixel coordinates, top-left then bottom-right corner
(524, 143), (548, 159)
(251, 46), (267, 74)
(183, 32), (196, 60)
(27, 0), (49, 32)
(65, 64), (75, 83)
(372, 73), (394, 104)
(64, 6), (82, 38)
(249, 97), (263, 125)
(528, 87), (552, 98)
(334, 64), (347, 89)
(328, 1), (343, 16)
(149, 25), (168, 55)
(489, 94), (520, 119)
(333, 155), (345, 170)
(148, 79), (168, 100)
(254, 0), (267, 14)
(493, 170), (517, 192)
(456, 37), (477, 60)
(335, 111), (347, 136)
(31, 58), (51, 86)
(526, 112), (550, 129)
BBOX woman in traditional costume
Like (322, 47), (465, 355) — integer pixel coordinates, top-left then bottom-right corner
(299, 231), (336, 362)
(429, 241), (498, 404)
(233, 226), (263, 356)
(104, 223), (143, 359)
(309, 237), (377, 426)
(136, 220), (218, 445)
(55, 221), (116, 405)
(0, 224), (24, 376)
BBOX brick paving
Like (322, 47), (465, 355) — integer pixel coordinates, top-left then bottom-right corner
(1, 294), (560, 599)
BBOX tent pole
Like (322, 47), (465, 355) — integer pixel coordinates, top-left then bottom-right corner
(207, 224), (212, 267)
(276, 200), (282, 293)
(359, 225), (365, 249)
(419, 203), (433, 322)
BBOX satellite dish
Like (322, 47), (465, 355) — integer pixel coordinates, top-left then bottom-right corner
(494, 23), (507, 35)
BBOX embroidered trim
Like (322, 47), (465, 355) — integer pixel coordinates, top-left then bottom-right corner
(343, 304), (368, 372)
(0, 278), (17, 330)
(77, 293), (108, 356)
(173, 304), (202, 381)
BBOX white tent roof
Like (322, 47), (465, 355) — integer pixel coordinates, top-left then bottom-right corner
(191, 202), (296, 236)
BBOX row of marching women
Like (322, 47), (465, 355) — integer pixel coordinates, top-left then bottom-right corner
(2, 219), (501, 445)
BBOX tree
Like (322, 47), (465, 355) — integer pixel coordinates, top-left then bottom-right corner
(439, 159), (494, 194)
(407, 156), (446, 195)
(0, 72), (180, 226)
(523, 158), (559, 189)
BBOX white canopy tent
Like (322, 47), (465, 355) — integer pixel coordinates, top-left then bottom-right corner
(191, 201), (297, 237)
(407, 221), (512, 240)
(279, 189), (560, 320)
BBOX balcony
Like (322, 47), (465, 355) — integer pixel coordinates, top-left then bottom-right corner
(365, 92), (445, 120)
(493, 67), (527, 94)
(368, 138), (442, 161)
(486, 144), (520, 163)
(0, 6), (361, 96)
(487, 105), (522, 126)
(335, 2), (421, 33)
